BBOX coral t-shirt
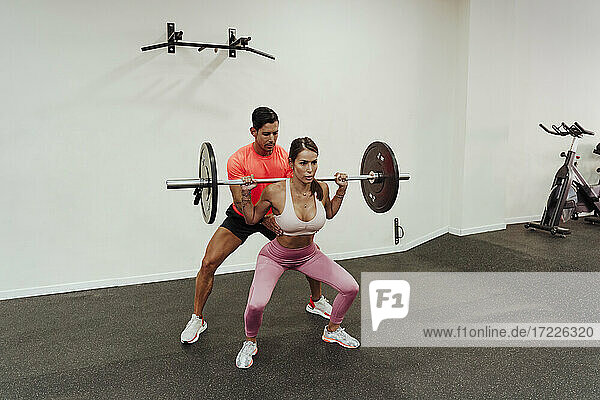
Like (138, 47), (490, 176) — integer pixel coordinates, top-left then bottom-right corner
(227, 143), (292, 216)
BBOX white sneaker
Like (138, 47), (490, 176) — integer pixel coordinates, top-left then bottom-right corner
(306, 296), (332, 319)
(236, 340), (258, 369)
(322, 326), (360, 349)
(180, 314), (207, 344)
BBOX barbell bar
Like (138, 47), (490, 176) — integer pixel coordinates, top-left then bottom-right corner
(166, 141), (410, 224)
(166, 173), (409, 190)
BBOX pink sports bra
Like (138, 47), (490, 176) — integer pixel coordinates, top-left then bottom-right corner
(274, 179), (326, 236)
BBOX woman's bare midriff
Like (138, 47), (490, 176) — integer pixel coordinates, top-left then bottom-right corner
(276, 234), (315, 249)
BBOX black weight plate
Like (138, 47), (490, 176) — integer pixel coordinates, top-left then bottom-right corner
(198, 142), (218, 224)
(360, 141), (399, 213)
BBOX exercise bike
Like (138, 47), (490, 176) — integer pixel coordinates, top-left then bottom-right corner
(525, 122), (600, 236)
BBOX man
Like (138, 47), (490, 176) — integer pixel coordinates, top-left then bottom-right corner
(181, 107), (332, 343)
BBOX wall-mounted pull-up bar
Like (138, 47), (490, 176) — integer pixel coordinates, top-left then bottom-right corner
(141, 22), (275, 60)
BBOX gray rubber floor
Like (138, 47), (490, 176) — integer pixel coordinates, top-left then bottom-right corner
(1, 221), (600, 399)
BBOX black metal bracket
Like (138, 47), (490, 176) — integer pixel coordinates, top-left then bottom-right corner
(141, 22), (275, 60)
(394, 218), (404, 245)
(228, 28), (237, 58)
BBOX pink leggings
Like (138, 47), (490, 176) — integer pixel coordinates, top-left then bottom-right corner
(244, 239), (359, 338)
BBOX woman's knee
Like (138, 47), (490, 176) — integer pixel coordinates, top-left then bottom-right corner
(246, 300), (267, 316)
(246, 288), (269, 314)
(342, 278), (359, 297)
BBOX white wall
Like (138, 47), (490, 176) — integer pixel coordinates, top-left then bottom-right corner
(506, 0), (600, 221)
(449, 0), (471, 233)
(459, 0), (600, 224)
(450, 0), (514, 234)
(1, 0), (466, 298)
(449, 0), (600, 232)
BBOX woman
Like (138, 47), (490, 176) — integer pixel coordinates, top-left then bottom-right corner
(235, 137), (360, 369)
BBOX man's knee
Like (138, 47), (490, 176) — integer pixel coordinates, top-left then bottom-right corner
(199, 255), (221, 277)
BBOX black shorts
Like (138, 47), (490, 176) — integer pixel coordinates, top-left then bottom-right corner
(220, 204), (276, 244)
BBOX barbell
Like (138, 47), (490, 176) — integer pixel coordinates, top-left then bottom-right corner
(166, 141), (410, 224)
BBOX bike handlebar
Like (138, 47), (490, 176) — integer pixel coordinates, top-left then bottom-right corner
(539, 123), (568, 136)
(574, 121), (594, 135)
(539, 122), (595, 137)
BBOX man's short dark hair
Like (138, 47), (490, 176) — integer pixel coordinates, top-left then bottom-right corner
(252, 107), (279, 130)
